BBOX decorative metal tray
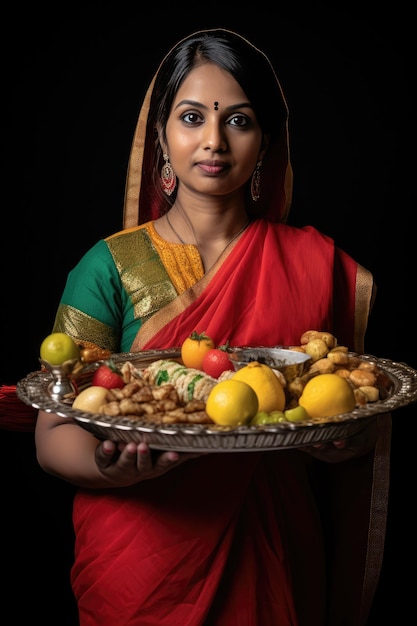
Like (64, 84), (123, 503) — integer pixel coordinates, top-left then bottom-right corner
(17, 350), (417, 452)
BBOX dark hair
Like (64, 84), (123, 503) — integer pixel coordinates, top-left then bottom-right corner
(148, 29), (288, 209)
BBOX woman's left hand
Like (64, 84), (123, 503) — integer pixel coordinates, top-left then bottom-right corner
(300, 417), (379, 463)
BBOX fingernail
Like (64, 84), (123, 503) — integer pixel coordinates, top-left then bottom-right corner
(138, 442), (148, 454)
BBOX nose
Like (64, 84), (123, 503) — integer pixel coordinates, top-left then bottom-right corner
(202, 118), (227, 152)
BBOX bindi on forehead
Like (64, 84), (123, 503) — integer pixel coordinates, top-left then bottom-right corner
(214, 101), (219, 110)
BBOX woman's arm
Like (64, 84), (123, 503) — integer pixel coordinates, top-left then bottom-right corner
(35, 410), (199, 488)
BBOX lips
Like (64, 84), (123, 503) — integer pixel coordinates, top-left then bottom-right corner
(196, 160), (229, 175)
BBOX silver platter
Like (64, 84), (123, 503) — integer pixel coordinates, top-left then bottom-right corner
(16, 349), (417, 452)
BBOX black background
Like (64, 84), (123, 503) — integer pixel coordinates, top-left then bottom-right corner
(2, 4), (414, 624)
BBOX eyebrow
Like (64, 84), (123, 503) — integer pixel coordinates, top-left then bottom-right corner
(174, 99), (254, 111)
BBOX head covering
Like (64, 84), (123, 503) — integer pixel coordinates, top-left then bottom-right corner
(123, 29), (293, 229)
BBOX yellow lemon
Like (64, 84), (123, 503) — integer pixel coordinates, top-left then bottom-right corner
(72, 386), (109, 413)
(298, 373), (356, 418)
(232, 361), (286, 413)
(206, 379), (258, 426)
(40, 332), (80, 365)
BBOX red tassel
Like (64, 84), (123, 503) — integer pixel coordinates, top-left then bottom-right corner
(0, 385), (38, 432)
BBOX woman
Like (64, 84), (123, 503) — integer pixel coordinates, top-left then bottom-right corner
(35, 29), (391, 625)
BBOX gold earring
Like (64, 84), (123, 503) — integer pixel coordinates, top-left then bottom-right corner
(251, 160), (262, 202)
(161, 154), (176, 196)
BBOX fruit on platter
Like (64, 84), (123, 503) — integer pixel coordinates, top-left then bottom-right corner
(91, 361), (125, 390)
(40, 332), (80, 365)
(206, 379), (259, 426)
(72, 386), (110, 413)
(250, 406), (310, 425)
(298, 373), (356, 418)
(250, 410), (286, 425)
(232, 361), (286, 413)
(181, 331), (215, 370)
(283, 405), (310, 423)
(58, 329), (382, 425)
(202, 345), (235, 378)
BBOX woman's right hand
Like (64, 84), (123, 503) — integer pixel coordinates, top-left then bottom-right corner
(95, 440), (201, 486)
(35, 410), (202, 489)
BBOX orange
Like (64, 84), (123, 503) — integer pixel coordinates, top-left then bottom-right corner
(298, 373), (356, 418)
(181, 331), (215, 370)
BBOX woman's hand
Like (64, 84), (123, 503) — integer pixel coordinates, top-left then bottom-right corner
(35, 410), (203, 489)
(300, 417), (379, 463)
(95, 440), (201, 486)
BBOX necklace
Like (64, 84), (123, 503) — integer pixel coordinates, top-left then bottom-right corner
(165, 211), (186, 244)
(165, 211), (251, 270)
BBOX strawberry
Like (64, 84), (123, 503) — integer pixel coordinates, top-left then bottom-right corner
(91, 360), (125, 389)
(202, 344), (235, 378)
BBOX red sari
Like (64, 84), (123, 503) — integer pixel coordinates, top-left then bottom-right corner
(71, 219), (389, 626)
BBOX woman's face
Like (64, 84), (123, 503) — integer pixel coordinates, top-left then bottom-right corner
(163, 63), (265, 198)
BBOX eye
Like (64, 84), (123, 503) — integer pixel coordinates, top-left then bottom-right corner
(227, 114), (251, 128)
(181, 111), (204, 125)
